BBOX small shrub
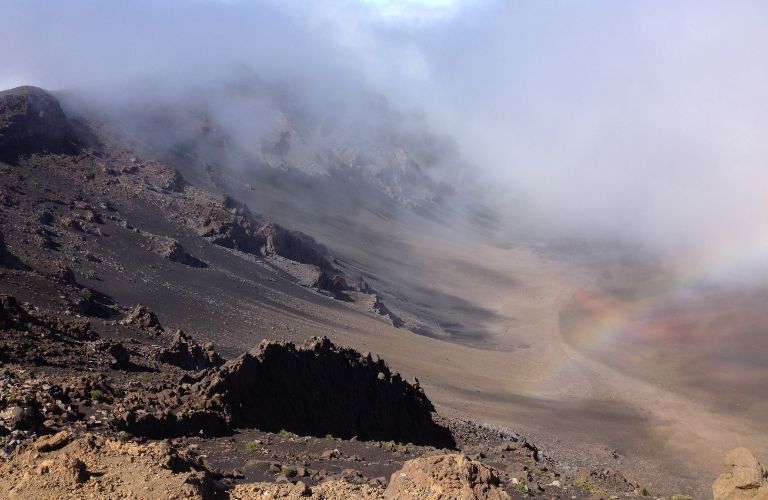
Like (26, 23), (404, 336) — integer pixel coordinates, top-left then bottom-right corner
(278, 429), (296, 438)
(90, 389), (105, 401)
(281, 465), (298, 478)
(640, 486), (650, 496)
(573, 480), (600, 493)
(245, 441), (261, 452)
(117, 431), (131, 442)
(515, 479), (529, 493)
(325, 434), (334, 439)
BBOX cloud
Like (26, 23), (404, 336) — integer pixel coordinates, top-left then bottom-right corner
(3, 0), (768, 274)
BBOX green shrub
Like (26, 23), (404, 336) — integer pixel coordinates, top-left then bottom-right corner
(515, 479), (529, 493)
(90, 389), (105, 401)
(573, 480), (600, 493)
(281, 465), (297, 478)
(245, 441), (261, 452)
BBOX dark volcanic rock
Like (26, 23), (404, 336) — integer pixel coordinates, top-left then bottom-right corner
(0, 86), (91, 164)
(108, 342), (131, 370)
(0, 231), (28, 270)
(156, 330), (222, 371)
(370, 295), (404, 328)
(116, 337), (454, 448)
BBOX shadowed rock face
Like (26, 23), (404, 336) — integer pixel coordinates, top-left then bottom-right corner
(0, 231), (28, 270)
(0, 86), (90, 164)
(116, 337), (455, 448)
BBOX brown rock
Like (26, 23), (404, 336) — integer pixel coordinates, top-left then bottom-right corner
(713, 448), (768, 500)
(35, 431), (72, 452)
(119, 304), (163, 333)
(384, 453), (510, 500)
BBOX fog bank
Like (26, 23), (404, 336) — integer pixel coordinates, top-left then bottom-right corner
(4, 0), (768, 275)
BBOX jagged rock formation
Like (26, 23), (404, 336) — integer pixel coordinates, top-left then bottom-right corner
(713, 448), (768, 500)
(370, 295), (404, 328)
(156, 330), (223, 371)
(187, 195), (333, 270)
(115, 337), (454, 448)
(0, 86), (92, 164)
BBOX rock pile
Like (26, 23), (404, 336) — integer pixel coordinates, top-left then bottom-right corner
(0, 433), (222, 499)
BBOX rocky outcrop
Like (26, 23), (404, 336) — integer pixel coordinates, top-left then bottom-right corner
(0, 86), (92, 164)
(115, 337), (454, 448)
(156, 330), (222, 371)
(370, 295), (404, 328)
(385, 453), (510, 500)
(185, 194), (334, 270)
(119, 304), (163, 333)
(258, 222), (333, 270)
(713, 448), (768, 500)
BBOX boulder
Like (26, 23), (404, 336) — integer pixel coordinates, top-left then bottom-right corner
(120, 304), (163, 333)
(149, 236), (207, 268)
(108, 342), (131, 370)
(384, 453), (510, 500)
(35, 430), (73, 452)
(713, 448), (768, 500)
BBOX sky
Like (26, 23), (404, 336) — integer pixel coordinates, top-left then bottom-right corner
(3, 0), (768, 273)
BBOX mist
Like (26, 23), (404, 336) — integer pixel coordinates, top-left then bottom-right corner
(4, 0), (768, 278)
